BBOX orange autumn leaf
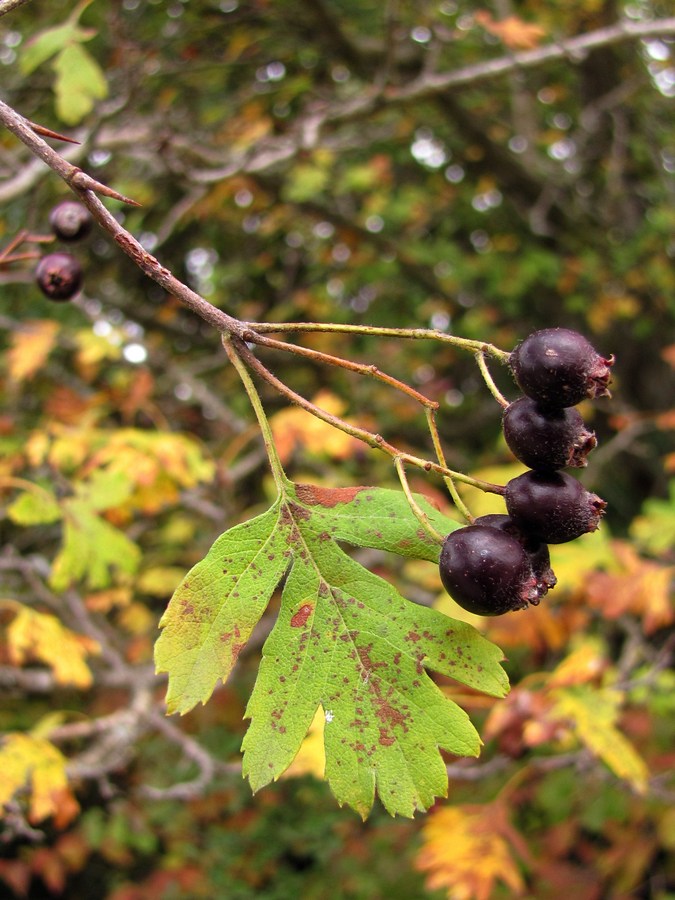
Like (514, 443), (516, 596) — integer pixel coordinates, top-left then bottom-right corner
(475, 11), (547, 49)
(7, 320), (60, 382)
(270, 390), (361, 463)
(583, 542), (674, 634)
(416, 803), (527, 900)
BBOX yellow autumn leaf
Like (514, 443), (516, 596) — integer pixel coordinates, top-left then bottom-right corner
(7, 320), (60, 382)
(270, 390), (360, 464)
(73, 327), (123, 370)
(416, 803), (526, 900)
(547, 637), (607, 687)
(85, 587), (132, 612)
(551, 685), (649, 793)
(0, 733), (79, 825)
(2, 600), (100, 688)
(280, 707), (326, 780)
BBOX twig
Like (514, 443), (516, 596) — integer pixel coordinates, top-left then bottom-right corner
(245, 321), (511, 362)
(425, 408), (474, 522)
(0, 0), (32, 18)
(248, 330), (439, 409)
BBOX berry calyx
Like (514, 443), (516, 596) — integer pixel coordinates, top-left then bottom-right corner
(439, 525), (546, 616)
(502, 396), (597, 470)
(509, 328), (614, 408)
(35, 252), (83, 301)
(504, 470), (606, 544)
(49, 200), (92, 242)
(474, 513), (557, 595)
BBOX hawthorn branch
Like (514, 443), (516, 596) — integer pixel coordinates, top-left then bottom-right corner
(0, 98), (245, 339)
(0, 0), (31, 18)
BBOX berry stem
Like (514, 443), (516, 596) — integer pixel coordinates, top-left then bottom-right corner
(475, 349), (509, 408)
(425, 408), (475, 522)
(394, 457), (445, 545)
(233, 337), (505, 493)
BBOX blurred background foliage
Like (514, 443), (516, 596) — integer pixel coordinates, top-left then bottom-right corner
(0, 0), (674, 897)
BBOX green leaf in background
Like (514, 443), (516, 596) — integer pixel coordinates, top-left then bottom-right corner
(156, 481), (508, 817)
(49, 499), (141, 591)
(6, 487), (62, 526)
(76, 469), (134, 512)
(52, 43), (108, 124)
(19, 22), (95, 75)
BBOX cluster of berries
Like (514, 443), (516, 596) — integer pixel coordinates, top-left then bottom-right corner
(440, 328), (614, 616)
(35, 200), (91, 301)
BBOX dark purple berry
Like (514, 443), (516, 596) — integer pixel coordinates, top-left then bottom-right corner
(509, 328), (614, 408)
(35, 252), (82, 301)
(502, 396), (597, 470)
(439, 525), (545, 616)
(505, 470), (606, 544)
(474, 514), (557, 596)
(49, 200), (92, 242)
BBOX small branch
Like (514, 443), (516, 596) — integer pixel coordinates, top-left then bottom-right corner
(139, 711), (229, 801)
(0, 0), (32, 18)
(391, 18), (675, 103)
(0, 229), (54, 266)
(246, 321), (511, 363)
(223, 336), (287, 492)
(246, 330), (438, 409)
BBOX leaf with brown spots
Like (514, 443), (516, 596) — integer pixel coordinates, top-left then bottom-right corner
(155, 501), (289, 714)
(241, 480), (508, 818)
(155, 480), (508, 816)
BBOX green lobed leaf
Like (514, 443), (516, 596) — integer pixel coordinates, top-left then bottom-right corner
(290, 483), (460, 561)
(52, 43), (108, 125)
(155, 502), (290, 714)
(156, 481), (508, 817)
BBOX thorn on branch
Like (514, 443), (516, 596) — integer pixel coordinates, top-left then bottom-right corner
(29, 120), (81, 145)
(68, 168), (142, 207)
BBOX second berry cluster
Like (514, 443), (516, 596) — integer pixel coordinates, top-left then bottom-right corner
(35, 200), (92, 301)
(440, 328), (614, 617)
